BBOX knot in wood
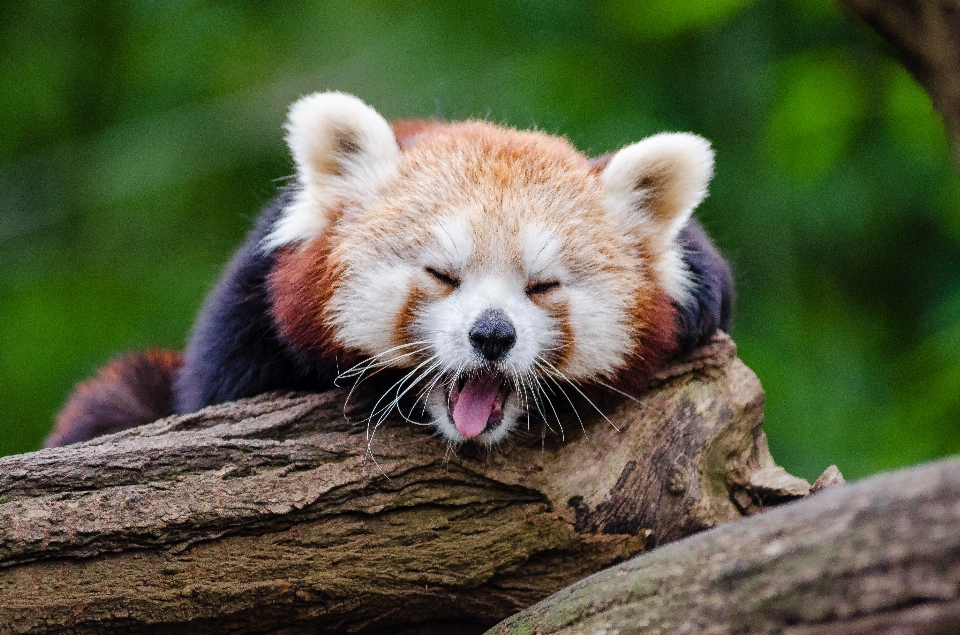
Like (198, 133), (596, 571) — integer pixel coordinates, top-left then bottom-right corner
(666, 466), (688, 495)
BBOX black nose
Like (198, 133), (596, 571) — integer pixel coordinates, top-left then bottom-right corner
(469, 309), (517, 362)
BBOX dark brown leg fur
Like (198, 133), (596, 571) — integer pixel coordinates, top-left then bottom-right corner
(46, 350), (183, 447)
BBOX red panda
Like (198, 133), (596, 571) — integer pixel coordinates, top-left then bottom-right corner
(47, 92), (732, 448)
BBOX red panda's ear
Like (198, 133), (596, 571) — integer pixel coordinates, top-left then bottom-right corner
(600, 133), (714, 245)
(601, 133), (714, 303)
(263, 92), (400, 250)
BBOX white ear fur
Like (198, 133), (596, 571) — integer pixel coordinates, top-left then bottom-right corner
(601, 132), (714, 242)
(262, 92), (400, 250)
(601, 132), (714, 301)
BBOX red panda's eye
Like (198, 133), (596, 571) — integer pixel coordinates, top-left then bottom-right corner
(426, 267), (460, 289)
(526, 280), (560, 296)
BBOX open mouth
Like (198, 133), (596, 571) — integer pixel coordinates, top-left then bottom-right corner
(447, 369), (511, 439)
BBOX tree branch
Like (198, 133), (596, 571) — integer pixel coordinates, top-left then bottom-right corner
(838, 0), (960, 163)
(0, 334), (806, 634)
(488, 456), (960, 634)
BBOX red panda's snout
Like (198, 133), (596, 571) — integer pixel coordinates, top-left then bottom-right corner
(411, 271), (574, 444)
(469, 309), (517, 363)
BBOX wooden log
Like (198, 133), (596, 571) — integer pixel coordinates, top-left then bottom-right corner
(488, 456), (960, 635)
(0, 334), (805, 634)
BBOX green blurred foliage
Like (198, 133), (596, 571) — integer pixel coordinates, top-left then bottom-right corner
(606, 0), (759, 40)
(1, 0), (957, 481)
(766, 50), (867, 181)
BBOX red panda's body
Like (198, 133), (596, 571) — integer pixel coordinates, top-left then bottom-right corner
(48, 93), (732, 447)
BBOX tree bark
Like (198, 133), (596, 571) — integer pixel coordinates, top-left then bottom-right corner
(487, 456), (960, 635)
(837, 0), (960, 163)
(0, 334), (807, 634)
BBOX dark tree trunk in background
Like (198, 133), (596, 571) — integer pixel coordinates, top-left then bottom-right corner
(838, 0), (960, 163)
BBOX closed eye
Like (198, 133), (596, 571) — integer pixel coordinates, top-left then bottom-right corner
(526, 280), (560, 296)
(426, 267), (460, 289)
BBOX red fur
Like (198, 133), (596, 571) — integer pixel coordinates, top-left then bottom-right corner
(614, 288), (680, 394)
(561, 287), (680, 415)
(531, 295), (574, 371)
(588, 153), (613, 173)
(47, 349), (183, 447)
(391, 119), (445, 150)
(395, 285), (429, 353)
(267, 238), (361, 369)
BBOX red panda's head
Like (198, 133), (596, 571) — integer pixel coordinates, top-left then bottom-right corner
(266, 92), (714, 444)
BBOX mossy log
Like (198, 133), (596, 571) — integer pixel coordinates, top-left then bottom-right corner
(0, 334), (808, 634)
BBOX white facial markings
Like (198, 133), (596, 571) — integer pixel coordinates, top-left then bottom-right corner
(411, 273), (547, 372)
(561, 281), (634, 379)
(418, 272), (557, 445)
(429, 218), (473, 273)
(400, 220), (570, 443)
(334, 209), (644, 443)
(523, 225), (564, 282)
(328, 261), (413, 354)
(327, 203), (644, 445)
(522, 224), (635, 381)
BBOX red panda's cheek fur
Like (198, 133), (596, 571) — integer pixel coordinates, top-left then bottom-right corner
(531, 294), (574, 371)
(608, 287), (679, 397)
(268, 238), (361, 368)
(395, 284), (430, 353)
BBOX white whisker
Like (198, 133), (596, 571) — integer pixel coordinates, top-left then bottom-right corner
(540, 369), (587, 436)
(535, 357), (620, 433)
(528, 371), (564, 442)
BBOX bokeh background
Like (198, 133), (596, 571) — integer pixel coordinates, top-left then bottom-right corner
(1, 0), (957, 482)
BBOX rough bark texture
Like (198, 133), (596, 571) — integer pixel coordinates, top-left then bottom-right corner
(0, 334), (805, 634)
(488, 457), (960, 635)
(838, 0), (960, 163)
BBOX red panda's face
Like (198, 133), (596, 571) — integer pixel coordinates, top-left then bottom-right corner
(267, 93), (713, 444)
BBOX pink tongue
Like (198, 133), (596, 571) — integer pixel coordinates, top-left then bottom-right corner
(452, 374), (502, 438)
